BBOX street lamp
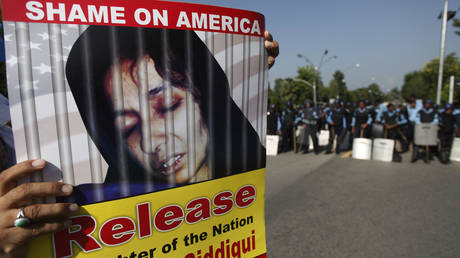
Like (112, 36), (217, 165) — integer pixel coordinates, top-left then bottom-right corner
(297, 51), (337, 107)
(294, 78), (316, 107)
(436, 0), (457, 105)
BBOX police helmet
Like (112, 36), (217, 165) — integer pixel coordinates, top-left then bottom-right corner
(423, 99), (434, 105)
(444, 103), (454, 110)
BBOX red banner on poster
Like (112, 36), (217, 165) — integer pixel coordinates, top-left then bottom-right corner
(1, 0), (265, 36)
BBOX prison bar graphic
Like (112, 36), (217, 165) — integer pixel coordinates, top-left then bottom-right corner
(5, 22), (268, 202)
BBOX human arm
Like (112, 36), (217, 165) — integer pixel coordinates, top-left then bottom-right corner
(326, 112), (333, 125)
(365, 113), (372, 127)
(415, 111), (421, 124)
(397, 113), (408, 126)
(432, 113), (439, 125)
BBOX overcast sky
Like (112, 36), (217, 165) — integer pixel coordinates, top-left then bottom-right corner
(175, 0), (460, 92)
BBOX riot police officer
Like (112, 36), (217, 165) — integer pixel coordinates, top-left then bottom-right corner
(267, 104), (280, 135)
(299, 99), (319, 154)
(382, 103), (408, 161)
(351, 100), (372, 138)
(280, 100), (296, 152)
(454, 106), (460, 137)
(406, 97), (422, 145)
(326, 100), (347, 154)
(412, 99), (438, 163)
(439, 104), (456, 164)
(319, 102), (330, 130)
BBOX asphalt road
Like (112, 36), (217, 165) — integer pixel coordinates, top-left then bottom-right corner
(265, 151), (460, 258)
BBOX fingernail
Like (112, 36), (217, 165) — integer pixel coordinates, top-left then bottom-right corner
(61, 184), (73, 193)
(31, 159), (46, 168)
(69, 203), (79, 212)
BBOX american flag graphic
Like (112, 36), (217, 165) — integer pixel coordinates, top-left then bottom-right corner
(4, 22), (268, 188)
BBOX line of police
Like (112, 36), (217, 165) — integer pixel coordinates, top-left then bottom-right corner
(267, 95), (460, 164)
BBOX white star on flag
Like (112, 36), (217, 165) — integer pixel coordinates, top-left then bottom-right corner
(6, 56), (18, 67)
(4, 34), (12, 42)
(30, 42), (42, 50)
(33, 63), (51, 74)
(37, 32), (49, 40)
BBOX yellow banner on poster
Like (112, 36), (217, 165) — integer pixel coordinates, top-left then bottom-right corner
(28, 169), (266, 258)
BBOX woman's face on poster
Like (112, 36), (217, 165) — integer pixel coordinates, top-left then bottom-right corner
(104, 55), (209, 184)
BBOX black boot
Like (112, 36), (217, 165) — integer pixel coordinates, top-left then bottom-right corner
(303, 145), (309, 154)
(393, 152), (402, 162)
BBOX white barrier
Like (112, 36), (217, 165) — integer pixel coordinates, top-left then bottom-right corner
(318, 130), (329, 146)
(307, 130), (330, 150)
(266, 135), (280, 156)
(450, 138), (460, 162)
(372, 138), (395, 162)
(414, 123), (437, 146)
(352, 138), (372, 160)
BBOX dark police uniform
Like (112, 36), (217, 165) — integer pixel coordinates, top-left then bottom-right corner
(300, 106), (319, 154)
(439, 107), (455, 164)
(326, 105), (347, 154)
(267, 108), (279, 135)
(412, 107), (438, 163)
(382, 108), (408, 160)
(281, 105), (296, 152)
(352, 107), (372, 138)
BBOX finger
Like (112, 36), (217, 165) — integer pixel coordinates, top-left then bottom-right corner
(1, 203), (79, 228)
(268, 56), (276, 69)
(271, 40), (279, 57)
(0, 159), (46, 196)
(2, 182), (73, 208)
(264, 40), (274, 50)
(265, 40), (279, 57)
(264, 30), (273, 41)
(7, 220), (72, 245)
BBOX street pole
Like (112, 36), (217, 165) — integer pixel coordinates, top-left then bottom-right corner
(294, 78), (316, 107)
(313, 80), (317, 108)
(449, 75), (454, 104)
(436, 0), (448, 105)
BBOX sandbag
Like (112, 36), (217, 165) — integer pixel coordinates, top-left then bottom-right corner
(352, 138), (372, 160)
(372, 138), (395, 162)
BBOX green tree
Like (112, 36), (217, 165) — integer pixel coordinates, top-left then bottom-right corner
(401, 53), (460, 104)
(454, 18), (460, 36)
(401, 71), (431, 100)
(328, 70), (347, 99)
(386, 87), (402, 101)
(346, 83), (384, 104)
(270, 65), (325, 108)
